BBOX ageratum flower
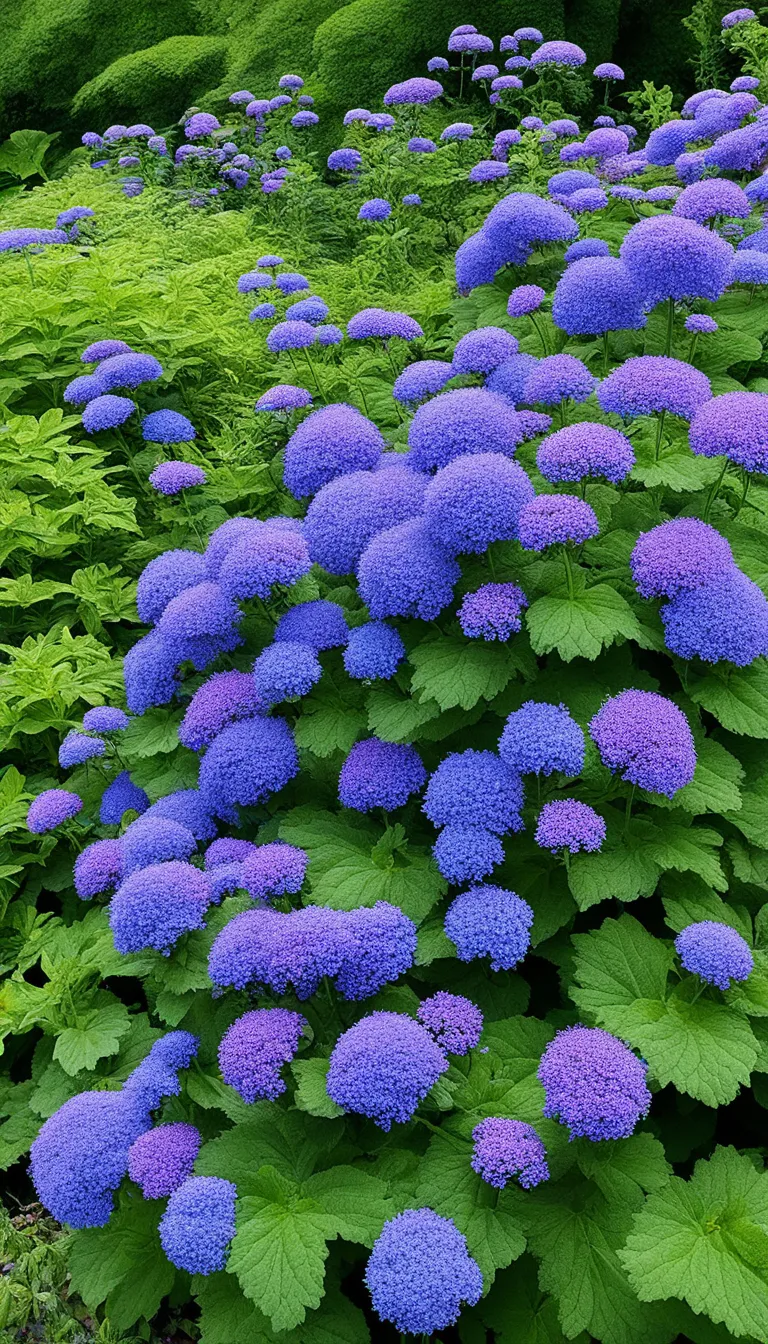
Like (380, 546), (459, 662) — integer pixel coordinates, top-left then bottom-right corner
(291, 111), (319, 128)
(143, 789), (216, 842)
(472, 64), (499, 81)
(208, 905), (353, 996)
(284, 403), (384, 498)
(316, 323), (344, 345)
(96, 352), (162, 392)
(472, 1118), (549, 1188)
(358, 198), (392, 221)
(128, 1122), (201, 1198)
(598, 355), (712, 421)
(594, 61), (624, 79)
(518, 494), (599, 549)
(58, 730), (105, 768)
(266, 320), (317, 354)
(347, 308), (423, 341)
(110, 860), (210, 954)
(256, 384), (312, 412)
(427, 56), (449, 71)
(722, 7), (756, 25)
(339, 738), (426, 812)
(564, 238), (609, 263)
(184, 112), (220, 139)
(619, 215), (733, 306)
(179, 671), (264, 752)
(535, 799), (606, 853)
(493, 129), (522, 160)
(565, 187), (609, 213)
(417, 992), (483, 1055)
(334, 902), (417, 999)
(149, 461), (206, 494)
(441, 122), (475, 142)
(274, 600), (349, 650)
(252, 640), (322, 703)
(136, 549), (206, 626)
(217, 527), (311, 601)
(499, 701), (585, 776)
(383, 77), (443, 104)
(539, 1025), (651, 1140)
(393, 360), (453, 405)
(491, 75), (523, 92)
(219, 1008), (306, 1101)
(507, 285), (545, 318)
(100, 770), (149, 825)
(205, 838), (256, 867)
(366, 113), (396, 132)
(27, 789), (82, 833)
(155, 582), (242, 668)
(343, 622), (406, 680)
(530, 40), (586, 67)
(452, 327), (518, 376)
(327, 148), (362, 172)
(433, 824), (504, 883)
(548, 170), (600, 197)
(630, 518), (736, 598)
(486, 353), (539, 405)
(552, 256), (645, 336)
(327, 1012), (448, 1128)
(445, 884), (533, 970)
(0, 227), (68, 252)
(240, 841), (307, 901)
(249, 302), (277, 321)
(424, 749), (524, 834)
(589, 688), (696, 796)
(685, 313), (719, 332)
(673, 178), (751, 225)
(730, 251), (768, 285)
(469, 161), (510, 183)
(537, 422), (634, 484)
(523, 354), (595, 406)
(121, 816), (196, 877)
(276, 272), (309, 293)
(732, 75), (760, 89)
(689, 391), (768, 471)
(458, 582), (528, 640)
(141, 409), (196, 444)
(74, 838), (123, 898)
(199, 717), (299, 816)
(304, 463), (426, 574)
(237, 270), (272, 294)
(82, 394), (135, 432)
(343, 108), (370, 125)
(365, 1209), (482, 1335)
(424, 452), (534, 555)
(745, 175), (768, 204)
(661, 571), (768, 665)
(160, 1176), (236, 1275)
(675, 920), (753, 989)
(81, 340), (132, 363)
(357, 518), (460, 620)
(408, 388), (525, 471)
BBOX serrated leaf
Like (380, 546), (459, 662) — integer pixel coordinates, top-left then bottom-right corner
(292, 1058), (343, 1118)
(568, 826), (661, 910)
(662, 878), (752, 942)
(195, 1104), (339, 1189)
(645, 816), (726, 892)
(415, 1134), (526, 1282)
(688, 663), (768, 738)
(122, 707), (183, 758)
(526, 584), (643, 662)
(415, 914), (454, 965)
(575, 1133), (671, 1206)
(302, 1166), (391, 1244)
(409, 634), (522, 710)
(67, 1188), (174, 1331)
(478, 1253), (591, 1344)
(366, 683), (441, 742)
(194, 1275), (370, 1344)
(53, 998), (132, 1075)
(230, 1172), (332, 1332)
(570, 915), (674, 1019)
(294, 693), (365, 757)
(654, 738), (743, 815)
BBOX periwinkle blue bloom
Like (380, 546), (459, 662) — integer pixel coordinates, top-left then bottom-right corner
(485, 353), (539, 405)
(155, 581), (243, 667)
(675, 920), (753, 989)
(122, 633), (179, 714)
(229, 89), (254, 103)
(266, 320), (317, 353)
(619, 215), (734, 306)
(441, 122), (475, 142)
(530, 40), (586, 67)
(121, 816), (196, 877)
(730, 251), (768, 284)
(523, 354), (595, 406)
(58, 729), (106, 768)
(598, 355), (712, 420)
(427, 56), (449, 72)
(611, 185), (644, 202)
(452, 327), (518, 376)
(328, 1012), (448, 1129)
(276, 144), (293, 158)
(675, 151), (707, 184)
(469, 160), (510, 183)
(472, 1118), (549, 1189)
(393, 359), (453, 405)
(343, 107), (371, 124)
(358, 198), (392, 221)
(343, 621), (406, 680)
(643, 186), (681, 204)
(564, 237), (609, 263)
(100, 770), (149, 825)
(507, 284), (545, 318)
(539, 1025), (651, 1140)
(118, 155), (140, 168)
(217, 526), (311, 601)
(445, 883), (533, 970)
(365, 1209), (482, 1334)
(184, 112), (220, 139)
(630, 518), (735, 599)
(745, 175), (768, 205)
(552, 256), (646, 336)
(366, 113), (396, 131)
(74, 838), (123, 898)
(689, 390), (768, 471)
(327, 148), (362, 172)
(334, 902), (417, 1000)
(82, 394), (135, 432)
(450, 28), (493, 52)
(81, 132), (103, 147)
(347, 307), (422, 341)
(424, 749), (524, 834)
(143, 789), (217, 842)
(252, 639), (322, 703)
(673, 178), (751, 225)
(81, 339), (132, 364)
(205, 837), (256, 868)
(97, 352), (162, 392)
(0, 227), (68, 252)
(732, 75), (760, 90)
(339, 738), (426, 812)
(219, 1008), (306, 1102)
(82, 705), (128, 733)
(417, 992), (483, 1055)
(149, 461), (206, 494)
(458, 582), (528, 640)
(284, 402), (383, 498)
(423, 452), (534, 554)
(535, 799), (606, 853)
(383, 76), (443, 104)
(491, 74), (523, 92)
(274, 599), (349, 650)
(434, 824), (504, 883)
(408, 387), (525, 471)
(256, 383), (312, 412)
(472, 63), (499, 81)
(109, 859), (210, 953)
(249, 302), (277, 321)
(722, 8), (757, 26)
(207, 862), (245, 901)
(136, 549), (206, 626)
(549, 119), (581, 137)
(493, 129), (522, 161)
(304, 462), (426, 574)
(27, 789), (83, 833)
(237, 270), (272, 294)
(589, 688), (696, 797)
(661, 571), (768, 665)
(499, 701), (585, 777)
(128, 1122), (201, 1199)
(357, 517), (460, 620)
(291, 110), (319, 128)
(276, 271), (309, 293)
(313, 323), (342, 346)
(199, 717), (299, 816)
(408, 136), (437, 152)
(594, 60), (624, 79)
(159, 1176), (236, 1275)
(240, 842), (307, 902)
(537, 422), (635, 484)
(141, 409), (196, 444)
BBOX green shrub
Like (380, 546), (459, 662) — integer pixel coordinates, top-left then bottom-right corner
(71, 36), (229, 131)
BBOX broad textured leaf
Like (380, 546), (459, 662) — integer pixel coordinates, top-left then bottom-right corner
(366, 683), (441, 742)
(725, 772), (768, 847)
(409, 634), (522, 710)
(195, 1105), (339, 1189)
(53, 998), (132, 1075)
(645, 817), (726, 892)
(122, 707), (183, 758)
(575, 1133), (671, 1206)
(653, 738), (743, 816)
(195, 1275), (370, 1344)
(302, 1166), (391, 1244)
(415, 1134), (526, 1282)
(632, 445), (721, 492)
(294, 692), (365, 757)
(526, 584), (643, 662)
(570, 915), (673, 1019)
(292, 1058), (343, 1118)
(568, 829), (661, 910)
(230, 1171), (333, 1332)
(478, 1254), (591, 1344)
(68, 1190), (174, 1331)
(688, 664), (768, 738)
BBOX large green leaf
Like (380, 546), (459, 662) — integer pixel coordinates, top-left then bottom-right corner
(526, 584), (643, 662)
(409, 633), (524, 710)
(53, 998), (132, 1075)
(414, 1134), (526, 1282)
(688, 664), (768, 738)
(67, 1189), (175, 1331)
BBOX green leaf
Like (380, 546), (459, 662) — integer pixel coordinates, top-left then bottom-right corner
(725, 771), (768, 848)
(526, 584), (643, 662)
(53, 998), (131, 1075)
(122, 707), (183, 759)
(654, 738), (743, 815)
(619, 1146), (768, 1340)
(302, 1166), (391, 1244)
(196, 1104), (338, 1190)
(567, 824), (661, 910)
(366, 683), (442, 742)
(688, 663), (768, 738)
(0, 1081), (40, 1169)
(662, 877), (751, 943)
(0, 129), (59, 180)
(415, 1135), (526, 1282)
(292, 1058), (343, 1118)
(415, 914), (454, 965)
(631, 444), (721, 492)
(645, 816), (727, 892)
(478, 1254), (591, 1344)
(409, 634), (522, 710)
(294, 691), (365, 757)
(570, 915), (674, 1020)
(67, 1188), (174, 1331)
(194, 1275), (370, 1344)
(575, 1133), (671, 1206)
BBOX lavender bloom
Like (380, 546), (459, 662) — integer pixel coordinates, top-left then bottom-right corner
(459, 582), (527, 640)
(82, 394), (135, 432)
(722, 7), (756, 24)
(424, 749), (524, 834)
(594, 61), (624, 79)
(74, 839), (123, 899)
(266, 321), (317, 354)
(208, 863), (246, 901)
(508, 284), (545, 317)
(730, 251), (768, 284)
(445, 884), (533, 970)
(343, 621), (406, 679)
(291, 111), (319, 128)
(327, 1012), (448, 1129)
(284, 402), (383, 498)
(433, 824), (504, 883)
(673, 178), (751, 225)
(383, 77), (443, 104)
(241, 842), (308, 901)
(64, 374), (105, 406)
(393, 360), (453, 405)
(185, 113), (220, 139)
(539, 1025), (651, 1140)
(109, 860), (210, 954)
(552, 256), (646, 336)
(58, 730), (105, 768)
(745, 176), (768, 206)
(217, 528), (311, 602)
(0, 227), (68, 252)
(486, 353), (539, 405)
(256, 384), (312, 412)
(304, 463), (426, 574)
(365, 113), (395, 131)
(417, 992), (483, 1055)
(142, 409), (196, 444)
(493, 129), (522, 160)
(81, 132), (103, 147)
(535, 799), (606, 854)
(441, 122), (475, 142)
(472, 64), (499, 80)
(334, 902), (417, 1000)
(675, 920), (753, 989)
(515, 26), (544, 40)
(523, 354), (595, 406)
(128, 1123), (201, 1198)
(619, 215), (734, 306)
(589, 689), (696, 796)
(238, 270), (272, 294)
(100, 771), (149, 825)
(159, 1176), (236, 1275)
(491, 74), (523, 92)
(499, 701), (584, 776)
(530, 40), (586, 67)
(121, 816), (196, 877)
(229, 89), (254, 103)
(143, 790), (216, 842)
(274, 600), (349, 650)
(517, 410), (552, 439)
(249, 302), (277, 321)
(408, 388), (525, 471)
(598, 355), (711, 421)
(219, 1008), (306, 1101)
(205, 838), (256, 867)
(630, 518), (735, 599)
(136, 549), (206, 625)
(427, 57), (449, 72)
(358, 198), (392, 221)
(199, 717), (299, 816)
(97, 352), (162, 391)
(472, 1118), (549, 1189)
(469, 160), (509, 183)
(252, 640), (322, 703)
(27, 789), (82, 833)
(149, 461), (206, 494)
(339, 738), (426, 812)
(316, 324), (344, 345)
(327, 148), (362, 172)
(365, 1209), (482, 1334)
(357, 518), (460, 620)
(208, 905), (355, 997)
(408, 136), (437, 152)
(81, 339), (132, 363)
(343, 108), (371, 124)
(347, 307), (422, 340)
(685, 313), (719, 332)
(448, 31), (493, 52)
(424, 452), (534, 555)
(518, 494), (599, 549)
(564, 237), (609, 263)
(661, 571), (768, 665)
(537, 422), (634, 484)
(155, 581), (243, 666)
(565, 187), (608, 213)
(675, 151), (707, 184)
(452, 327), (518, 375)
(689, 391), (768, 471)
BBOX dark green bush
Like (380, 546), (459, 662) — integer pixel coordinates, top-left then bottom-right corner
(71, 35), (229, 131)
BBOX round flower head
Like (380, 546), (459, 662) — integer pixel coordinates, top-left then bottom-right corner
(675, 151), (707, 184)
(219, 1008), (306, 1102)
(383, 76), (443, 104)
(155, 581), (243, 667)
(518, 494), (599, 550)
(619, 215), (734, 307)
(703, 121), (768, 172)
(423, 452), (534, 554)
(417, 992), (483, 1055)
(594, 61), (624, 79)
(159, 1176), (235, 1275)
(507, 284), (545, 318)
(253, 639), (322, 703)
(0, 227), (68, 251)
(730, 251), (768, 285)
(499, 701), (584, 776)
(441, 122), (475, 142)
(722, 7), (756, 24)
(207, 862), (246, 902)
(537, 422), (634, 484)
(366, 113), (395, 131)
(142, 409), (196, 444)
(472, 1118), (549, 1189)
(199, 717), (298, 817)
(284, 403), (383, 498)
(493, 129), (523, 160)
(423, 749), (524, 834)
(347, 308), (422, 341)
(343, 622), (405, 680)
(122, 632), (180, 714)
(240, 842), (307, 902)
(452, 326), (518, 375)
(539, 1025), (651, 1140)
(661, 571), (768, 666)
(256, 384), (312, 412)
(365, 1209), (482, 1335)
(316, 323), (344, 345)
(469, 160), (510, 183)
(58, 730), (105, 768)
(552, 256), (646, 336)
(630, 518), (735, 599)
(564, 238), (610, 264)
(472, 64), (499, 80)
(566, 187), (609, 213)
(393, 359), (453, 405)
(285, 297), (329, 325)
(127, 1122), (201, 1198)
(357, 517), (460, 620)
(333, 902), (417, 1000)
(266, 321), (317, 354)
(445, 884), (533, 971)
(530, 39), (585, 67)
(96, 353), (162, 392)
(427, 55), (449, 72)
(27, 788), (82, 833)
(121, 816), (196, 876)
(109, 860), (210, 954)
(459, 582), (527, 641)
(339, 738), (426, 812)
(237, 270), (272, 294)
(685, 313), (719, 333)
(673, 178), (751, 225)
(291, 110), (319, 127)
(81, 131), (103, 147)
(149, 461), (206, 494)
(185, 112), (220, 139)
(486, 353), (540, 406)
(517, 411), (553, 440)
(100, 771), (149, 825)
(450, 29), (493, 52)
(358, 198), (392, 221)
(63, 374), (104, 406)
(274, 600), (349, 650)
(205, 838), (256, 869)
(31, 1091), (144, 1227)
(249, 302), (277, 321)
(408, 388), (525, 471)
(81, 339), (132, 364)
(136, 549), (206, 625)
(549, 169), (600, 197)
(689, 391), (768, 471)
(491, 74), (523, 92)
(523, 354), (595, 406)
(535, 799), (606, 854)
(589, 689), (696, 796)
(598, 355), (712, 421)
(327, 1012), (448, 1129)
(433, 824), (504, 883)
(217, 527), (311, 602)
(74, 838), (123, 899)
(82, 394), (135, 432)
(732, 75), (760, 90)
(143, 790), (216, 843)
(327, 147), (362, 172)
(304, 463), (427, 574)
(745, 175), (768, 203)
(276, 272), (309, 294)
(675, 920), (753, 990)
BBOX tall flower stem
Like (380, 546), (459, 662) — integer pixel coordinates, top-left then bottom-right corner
(653, 410), (667, 462)
(664, 296), (675, 357)
(562, 546), (575, 599)
(703, 457), (729, 522)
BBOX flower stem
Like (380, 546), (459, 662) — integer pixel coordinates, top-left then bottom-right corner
(664, 296), (675, 357)
(623, 784), (636, 839)
(653, 409), (667, 462)
(703, 457), (729, 522)
(562, 546), (575, 599)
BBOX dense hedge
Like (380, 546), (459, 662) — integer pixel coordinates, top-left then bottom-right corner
(71, 36), (230, 131)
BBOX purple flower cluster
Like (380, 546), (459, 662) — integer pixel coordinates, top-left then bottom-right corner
(500, 700), (584, 776)
(159, 1176), (236, 1275)
(535, 799), (606, 853)
(459, 582), (528, 640)
(537, 422), (634, 484)
(675, 920), (754, 989)
(240, 841), (308, 901)
(327, 1011), (448, 1128)
(424, 452), (534, 554)
(127, 1122), (201, 1198)
(339, 738), (426, 811)
(365, 1209), (482, 1335)
(471, 1117), (549, 1188)
(445, 884), (534, 970)
(589, 689), (696, 796)
(218, 1008), (306, 1101)
(417, 992), (483, 1054)
(539, 1025), (651, 1140)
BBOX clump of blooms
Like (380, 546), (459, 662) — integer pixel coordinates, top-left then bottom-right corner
(365, 1209), (482, 1334)
(159, 1176), (236, 1274)
(675, 920), (754, 989)
(458, 582), (528, 640)
(500, 701), (584, 776)
(218, 1008), (307, 1101)
(339, 738), (426, 811)
(535, 800), (606, 853)
(417, 992), (483, 1054)
(539, 1026), (651, 1139)
(445, 884), (534, 970)
(471, 1118), (549, 1188)
(327, 1012), (448, 1128)
(589, 689), (696, 796)
(127, 1122), (201, 1198)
